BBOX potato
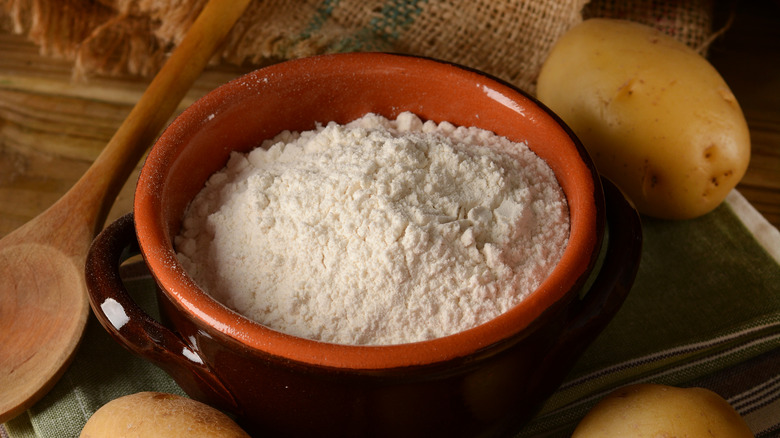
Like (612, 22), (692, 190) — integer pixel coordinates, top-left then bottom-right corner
(537, 18), (750, 219)
(572, 383), (754, 437)
(79, 392), (250, 438)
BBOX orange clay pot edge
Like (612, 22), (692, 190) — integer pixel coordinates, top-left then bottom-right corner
(134, 53), (600, 369)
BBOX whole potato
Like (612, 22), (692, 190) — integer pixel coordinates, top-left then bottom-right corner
(572, 383), (754, 437)
(537, 18), (750, 219)
(79, 392), (250, 438)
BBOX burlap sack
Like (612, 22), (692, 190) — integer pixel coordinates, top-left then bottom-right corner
(0, 0), (715, 94)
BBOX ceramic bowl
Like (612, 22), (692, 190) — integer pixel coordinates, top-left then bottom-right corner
(86, 53), (642, 437)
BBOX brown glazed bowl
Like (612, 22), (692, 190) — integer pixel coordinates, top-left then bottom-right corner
(86, 53), (642, 437)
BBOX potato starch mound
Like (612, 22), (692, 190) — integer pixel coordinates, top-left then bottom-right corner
(175, 112), (569, 345)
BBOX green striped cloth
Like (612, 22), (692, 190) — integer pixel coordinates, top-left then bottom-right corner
(520, 190), (780, 437)
(3, 190), (779, 437)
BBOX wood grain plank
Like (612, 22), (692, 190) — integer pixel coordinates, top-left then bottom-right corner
(0, 30), (253, 237)
(709, 1), (780, 229)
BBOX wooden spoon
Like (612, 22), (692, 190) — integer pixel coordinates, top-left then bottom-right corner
(0, 0), (251, 422)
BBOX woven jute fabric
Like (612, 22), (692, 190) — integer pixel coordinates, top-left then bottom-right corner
(0, 0), (714, 94)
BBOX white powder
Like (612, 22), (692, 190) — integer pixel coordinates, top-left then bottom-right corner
(175, 112), (569, 345)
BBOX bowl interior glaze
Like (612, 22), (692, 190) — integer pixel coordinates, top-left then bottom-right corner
(134, 52), (601, 369)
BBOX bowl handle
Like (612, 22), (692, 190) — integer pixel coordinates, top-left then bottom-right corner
(529, 177), (642, 399)
(85, 213), (238, 412)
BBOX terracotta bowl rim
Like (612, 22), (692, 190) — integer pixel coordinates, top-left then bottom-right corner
(134, 52), (603, 370)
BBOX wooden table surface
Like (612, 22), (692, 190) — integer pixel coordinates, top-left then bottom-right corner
(707, 1), (780, 228)
(0, 1), (778, 239)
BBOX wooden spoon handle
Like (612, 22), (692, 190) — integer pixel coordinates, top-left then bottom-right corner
(75, 0), (252, 233)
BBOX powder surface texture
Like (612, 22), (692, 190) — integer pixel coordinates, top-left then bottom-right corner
(175, 112), (569, 345)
